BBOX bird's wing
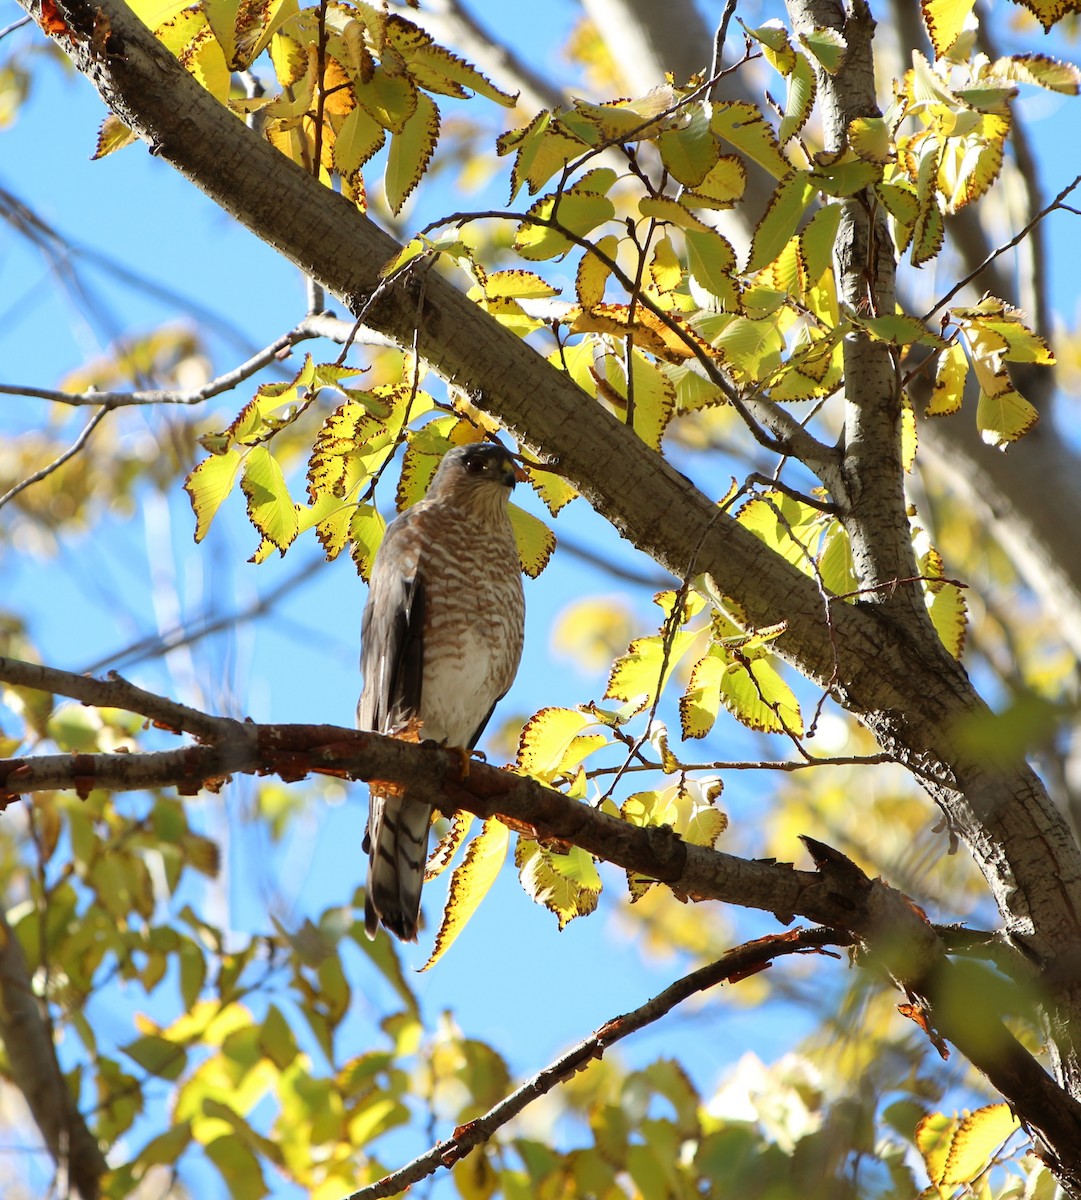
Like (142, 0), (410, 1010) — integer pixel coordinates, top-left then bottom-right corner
(357, 519), (427, 736)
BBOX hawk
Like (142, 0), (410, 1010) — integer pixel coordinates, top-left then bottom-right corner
(357, 442), (525, 941)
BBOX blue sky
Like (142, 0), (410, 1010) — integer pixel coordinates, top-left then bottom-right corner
(2, 0), (1080, 1195)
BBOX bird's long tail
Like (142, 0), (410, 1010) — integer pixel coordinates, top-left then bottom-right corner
(363, 784), (432, 941)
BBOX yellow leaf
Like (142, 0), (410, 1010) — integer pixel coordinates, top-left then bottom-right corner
(515, 191), (616, 261)
(515, 840), (600, 929)
(516, 707), (606, 783)
(848, 115), (893, 164)
(976, 387), (1039, 450)
(241, 446), (299, 554)
(916, 1103), (1020, 1189)
(184, 449), (242, 543)
(552, 598), (636, 675)
(386, 91), (439, 214)
(576, 234), (618, 309)
(92, 114), (137, 159)
(421, 819), (510, 970)
(509, 505), (555, 578)
(649, 236), (683, 294)
(927, 339), (968, 415)
(921, 0), (976, 59)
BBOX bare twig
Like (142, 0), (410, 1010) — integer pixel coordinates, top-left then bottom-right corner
(0, 316), (332, 410)
(0, 406), (108, 511)
(921, 173), (1081, 324)
(348, 926), (849, 1199)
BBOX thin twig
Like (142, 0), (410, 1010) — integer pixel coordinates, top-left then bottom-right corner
(0, 406), (108, 511)
(0, 317), (329, 410)
(348, 927), (849, 1199)
(707, 0), (740, 104)
(921, 173), (1081, 324)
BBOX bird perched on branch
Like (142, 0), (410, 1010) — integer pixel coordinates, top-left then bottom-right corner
(357, 442), (525, 941)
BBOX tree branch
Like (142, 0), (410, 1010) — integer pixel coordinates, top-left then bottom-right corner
(0, 906), (107, 1200)
(17, 0), (1081, 1155)
(349, 926), (850, 1198)
(1, 662), (1080, 1183)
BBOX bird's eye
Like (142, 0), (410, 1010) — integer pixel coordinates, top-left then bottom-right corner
(463, 454), (486, 473)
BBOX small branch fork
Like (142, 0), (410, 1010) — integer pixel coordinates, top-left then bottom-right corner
(347, 926), (850, 1199)
(4, 652), (1081, 1185)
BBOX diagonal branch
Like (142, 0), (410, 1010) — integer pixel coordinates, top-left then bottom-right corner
(0, 906), (107, 1200)
(1, 656), (1081, 1184)
(350, 926), (850, 1198)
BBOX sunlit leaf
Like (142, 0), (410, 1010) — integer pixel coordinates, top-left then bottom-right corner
(516, 839), (600, 929)
(241, 446), (300, 554)
(747, 172), (819, 273)
(184, 449), (242, 543)
(386, 91), (439, 214)
(422, 819), (510, 970)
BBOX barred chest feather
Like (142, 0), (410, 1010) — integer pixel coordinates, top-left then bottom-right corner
(416, 509), (524, 748)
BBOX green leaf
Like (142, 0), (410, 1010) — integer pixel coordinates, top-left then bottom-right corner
(516, 840), (600, 929)
(184, 449), (242, 543)
(122, 1033), (188, 1081)
(747, 172), (819, 273)
(657, 102), (719, 187)
(779, 53), (816, 145)
(497, 109), (589, 201)
(386, 91), (440, 215)
(258, 1004), (298, 1071)
(515, 190), (616, 261)
(205, 1133), (269, 1200)
(241, 446), (300, 554)
(422, 818), (510, 969)
(710, 101), (789, 178)
(976, 387), (1039, 449)
(135, 1121), (193, 1171)
(356, 66), (417, 134)
(799, 26), (848, 73)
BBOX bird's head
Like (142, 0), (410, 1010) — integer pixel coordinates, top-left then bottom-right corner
(426, 443), (520, 510)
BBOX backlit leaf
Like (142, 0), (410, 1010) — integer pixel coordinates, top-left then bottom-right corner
(386, 91), (439, 214)
(422, 818), (510, 970)
(710, 101), (789, 178)
(747, 172), (818, 273)
(241, 447), (300, 553)
(927, 339), (968, 415)
(976, 387), (1039, 450)
(516, 840), (600, 929)
(916, 1103), (1019, 1189)
(779, 53), (816, 145)
(517, 707), (607, 784)
(576, 234), (618, 309)
(509, 505), (555, 578)
(657, 102), (719, 187)
(184, 449), (242, 543)
(515, 191), (616, 261)
(921, 0), (975, 58)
